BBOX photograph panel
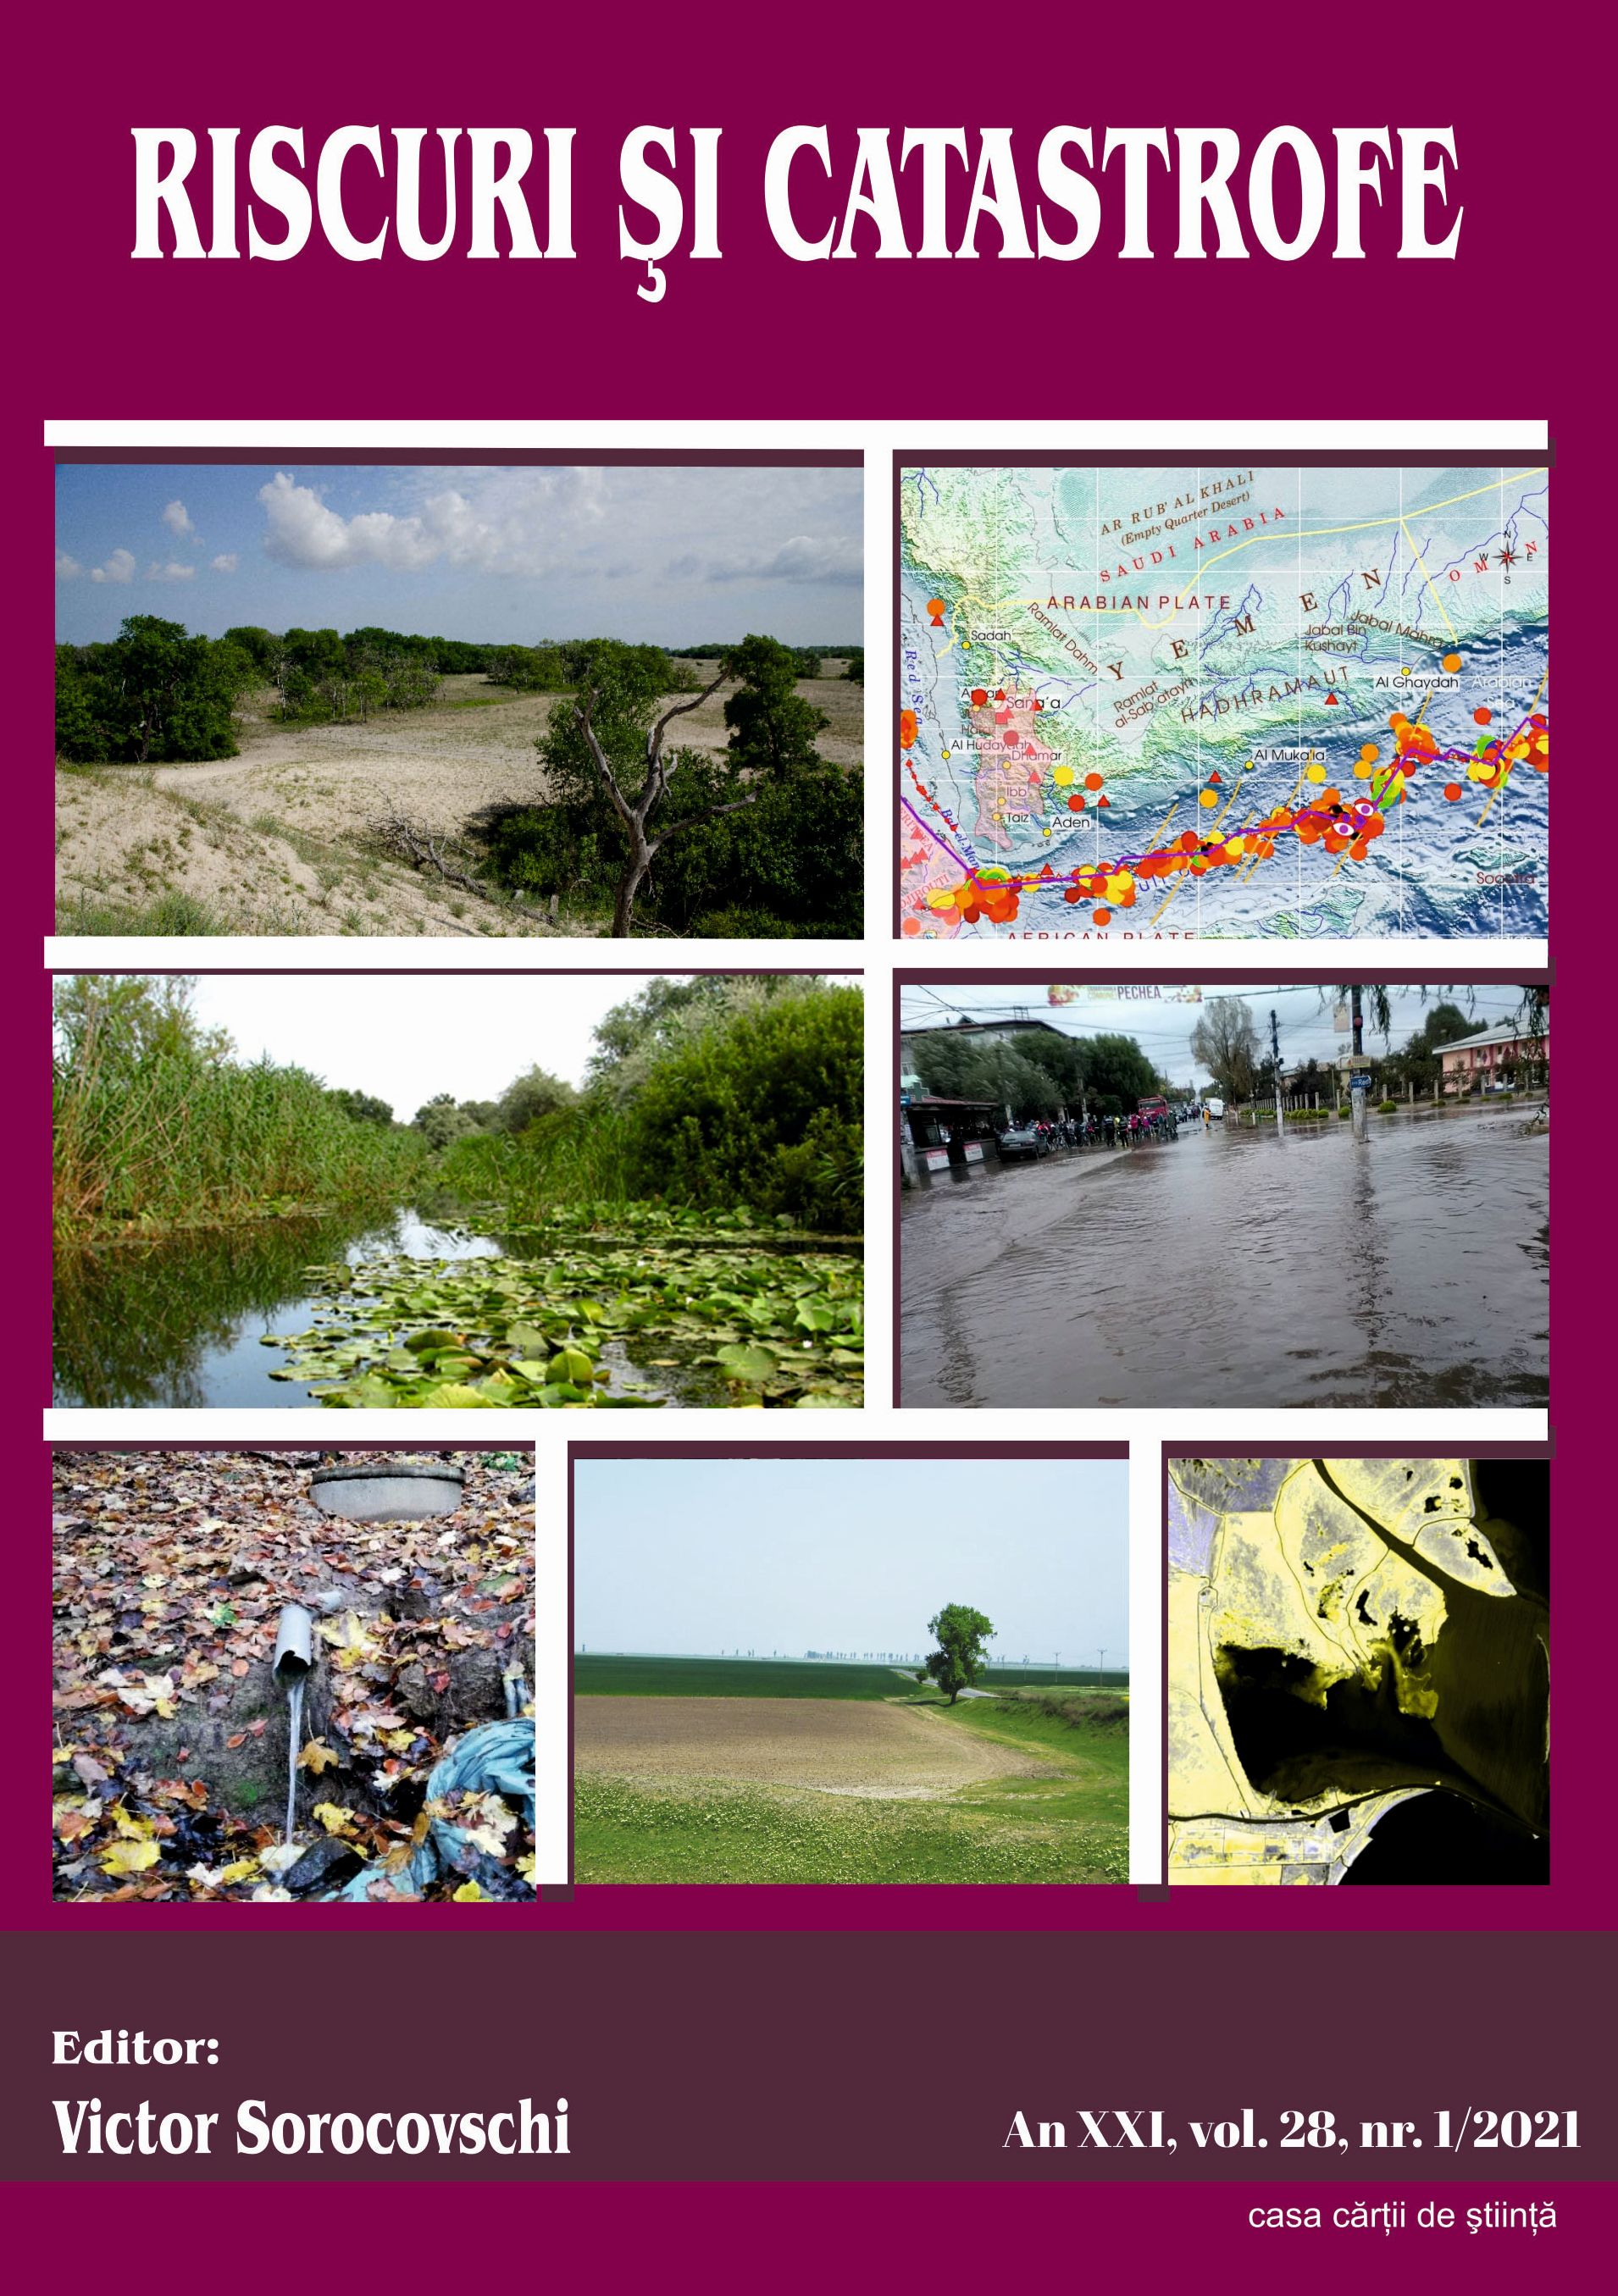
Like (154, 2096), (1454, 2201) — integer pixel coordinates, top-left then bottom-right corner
(55, 453), (863, 943)
(897, 456), (1549, 943)
(898, 974), (1547, 1410)
(52, 1445), (545, 1902)
(53, 969), (864, 1410)
(1166, 1452), (1548, 1885)
(572, 1447), (1129, 1887)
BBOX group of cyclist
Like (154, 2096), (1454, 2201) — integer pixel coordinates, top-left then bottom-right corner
(1021, 1108), (1182, 1150)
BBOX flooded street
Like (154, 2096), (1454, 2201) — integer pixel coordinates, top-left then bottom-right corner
(900, 1108), (1549, 1409)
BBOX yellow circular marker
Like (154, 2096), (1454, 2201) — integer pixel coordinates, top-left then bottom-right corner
(1053, 764), (1075, 785)
(1198, 788), (1220, 809)
(1442, 652), (1462, 672)
(1106, 870), (1134, 899)
(1305, 764), (1327, 783)
(926, 889), (956, 911)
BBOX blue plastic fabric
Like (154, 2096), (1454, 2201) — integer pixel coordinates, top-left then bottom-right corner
(324, 1718), (535, 1900)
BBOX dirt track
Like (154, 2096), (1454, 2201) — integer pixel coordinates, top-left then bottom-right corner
(574, 1696), (1060, 1795)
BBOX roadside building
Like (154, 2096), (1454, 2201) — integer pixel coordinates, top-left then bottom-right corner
(900, 1093), (1002, 1174)
(1439, 1021), (1549, 1097)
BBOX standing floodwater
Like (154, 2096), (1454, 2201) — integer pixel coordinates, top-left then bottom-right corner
(900, 1109), (1549, 1409)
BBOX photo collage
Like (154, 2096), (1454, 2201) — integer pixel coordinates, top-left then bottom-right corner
(48, 438), (1550, 1908)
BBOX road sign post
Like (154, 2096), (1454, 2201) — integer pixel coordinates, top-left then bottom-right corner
(1350, 1069), (1372, 1141)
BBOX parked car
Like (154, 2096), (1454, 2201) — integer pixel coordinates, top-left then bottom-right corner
(999, 1124), (1053, 1159)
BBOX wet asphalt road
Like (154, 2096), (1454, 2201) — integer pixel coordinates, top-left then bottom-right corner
(900, 1108), (1549, 1410)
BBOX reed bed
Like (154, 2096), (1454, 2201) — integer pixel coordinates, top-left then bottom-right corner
(53, 1041), (427, 1246)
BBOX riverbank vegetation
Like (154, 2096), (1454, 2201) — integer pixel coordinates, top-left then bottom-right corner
(53, 975), (865, 1409)
(52, 975), (427, 1246)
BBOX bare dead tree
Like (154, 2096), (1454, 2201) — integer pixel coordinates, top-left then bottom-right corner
(368, 806), (565, 932)
(569, 664), (753, 937)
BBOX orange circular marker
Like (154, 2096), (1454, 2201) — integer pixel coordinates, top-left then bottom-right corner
(1359, 744), (1379, 764)
(927, 598), (946, 627)
(1443, 782), (1462, 800)
(901, 916), (921, 936)
(1093, 906), (1112, 927)
(1442, 652), (1462, 673)
(1084, 772), (1104, 790)
(1474, 707), (1493, 726)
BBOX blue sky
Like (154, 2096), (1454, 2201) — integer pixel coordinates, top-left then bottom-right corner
(573, 1455), (1128, 1660)
(54, 463), (862, 646)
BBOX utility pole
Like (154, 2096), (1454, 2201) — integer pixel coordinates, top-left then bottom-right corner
(1349, 983), (1370, 1141)
(1054, 1649), (1061, 1687)
(1270, 1007), (1284, 1138)
(1097, 1646), (1107, 1687)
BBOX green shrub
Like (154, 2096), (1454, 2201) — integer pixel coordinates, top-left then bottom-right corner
(56, 617), (248, 763)
(622, 985), (862, 1228)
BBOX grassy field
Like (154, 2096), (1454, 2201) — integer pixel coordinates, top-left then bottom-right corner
(574, 1683), (1129, 1884)
(577, 1655), (917, 1699)
(575, 1653), (1128, 1698)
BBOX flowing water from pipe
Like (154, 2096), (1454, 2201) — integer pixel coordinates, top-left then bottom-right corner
(284, 1675), (306, 1844)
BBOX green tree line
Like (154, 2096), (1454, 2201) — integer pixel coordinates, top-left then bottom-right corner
(909, 1025), (1161, 1120)
(53, 975), (864, 1248)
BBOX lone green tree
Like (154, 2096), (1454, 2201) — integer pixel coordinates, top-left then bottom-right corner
(918, 1602), (995, 1705)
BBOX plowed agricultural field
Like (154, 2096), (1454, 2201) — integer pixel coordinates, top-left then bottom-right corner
(574, 1686), (1130, 1884)
(575, 1696), (1059, 1793)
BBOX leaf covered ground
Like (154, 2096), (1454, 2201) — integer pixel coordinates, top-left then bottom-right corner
(53, 1449), (535, 1903)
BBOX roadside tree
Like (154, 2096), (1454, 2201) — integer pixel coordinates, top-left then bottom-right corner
(919, 1603), (995, 1705)
(1190, 997), (1261, 1104)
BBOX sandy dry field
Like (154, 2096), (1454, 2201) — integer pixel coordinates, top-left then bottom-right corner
(574, 1696), (1061, 1795)
(54, 667), (863, 936)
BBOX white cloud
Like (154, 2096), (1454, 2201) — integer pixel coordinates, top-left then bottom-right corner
(55, 550), (82, 581)
(161, 499), (194, 538)
(211, 553), (239, 574)
(259, 467), (613, 578)
(145, 561), (197, 583)
(251, 464), (864, 606)
(700, 532), (863, 586)
(89, 548), (136, 584)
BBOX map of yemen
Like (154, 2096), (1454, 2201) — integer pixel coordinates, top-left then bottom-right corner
(899, 463), (1549, 941)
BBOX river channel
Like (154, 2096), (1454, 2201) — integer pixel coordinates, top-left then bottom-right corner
(900, 1106), (1549, 1410)
(53, 1205), (722, 1408)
